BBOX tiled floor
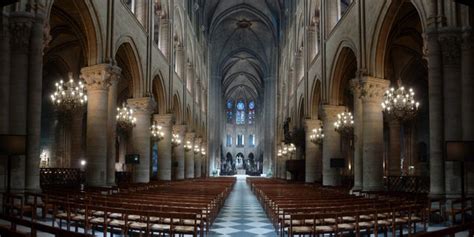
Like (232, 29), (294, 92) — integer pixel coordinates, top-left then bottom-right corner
(209, 175), (276, 237)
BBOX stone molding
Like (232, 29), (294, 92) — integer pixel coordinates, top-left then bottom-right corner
(360, 77), (389, 103)
(185, 132), (196, 142)
(349, 78), (362, 98)
(9, 19), (32, 51)
(81, 64), (121, 91)
(128, 97), (156, 114)
(304, 119), (321, 132)
(173, 124), (187, 135)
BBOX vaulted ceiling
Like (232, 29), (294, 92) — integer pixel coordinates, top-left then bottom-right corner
(202, 0), (283, 100)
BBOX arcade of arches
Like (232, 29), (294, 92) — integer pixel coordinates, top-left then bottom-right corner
(0, 0), (473, 236)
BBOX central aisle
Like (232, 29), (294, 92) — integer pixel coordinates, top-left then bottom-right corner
(209, 175), (276, 237)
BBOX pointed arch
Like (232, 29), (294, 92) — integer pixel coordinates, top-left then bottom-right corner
(152, 72), (167, 114)
(310, 79), (322, 119)
(115, 37), (144, 98)
(172, 94), (182, 123)
(329, 43), (358, 106)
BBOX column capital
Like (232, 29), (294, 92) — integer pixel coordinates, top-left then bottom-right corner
(185, 132), (196, 141)
(128, 97), (155, 114)
(439, 33), (462, 65)
(322, 105), (346, 120)
(173, 124), (187, 135)
(304, 119), (322, 131)
(360, 77), (389, 103)
(9, 16), (32, 51)
(80, 64), (121, 91)
(194, 137), (202, 145)
(349, 78), (362, 97)
(153, 113), (174, 127)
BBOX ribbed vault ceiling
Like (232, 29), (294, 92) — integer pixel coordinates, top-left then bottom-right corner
(203, 0), (282, 100)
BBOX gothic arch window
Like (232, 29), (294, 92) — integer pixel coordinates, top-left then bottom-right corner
(226, 99), (233, 123)
(248, 100), (255, 124)
(236, 99), (246, 125)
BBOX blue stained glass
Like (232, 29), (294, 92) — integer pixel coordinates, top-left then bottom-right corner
(236, 101), (245, 110)
(249, 101), (255, 109)
(227, 100), (233, 109)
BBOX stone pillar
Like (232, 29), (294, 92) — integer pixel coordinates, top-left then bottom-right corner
(175, 43), (184, 78)
(440, 33), (462, 197)
(426, 30), (445, 197)
(305, 119), (322, 183)
(194, 138), (202, 178)
(128, 97), (155, 183)
(461, 30), (474, 196)
(388, 121), (401, 176)
(70, 112), (85, 168)
(0, 14), (10, 134)
(106, 70), (121, 185)
(308, 25), (316, 60)
(173, 125), (186, 180)
(81, 64), (116, 186)
(350, 79), (363, 190)
(26, 13), (46, 190)
(159, 18), (170, 59)
(9, 15), (32, 190)
(360, 77), (389, 191)
(201, 142), (207, 177)
(186, 63), (193, 92)
(154, 114), (173, 180)
(295, 50), (303, 84)
(184, 132), (195, 178)
(321, 105), (345, 186)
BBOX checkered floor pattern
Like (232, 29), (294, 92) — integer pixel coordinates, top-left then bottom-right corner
(209, 176), (276, 237)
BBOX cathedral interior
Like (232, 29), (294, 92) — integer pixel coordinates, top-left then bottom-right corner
(0, 0), (473, 236)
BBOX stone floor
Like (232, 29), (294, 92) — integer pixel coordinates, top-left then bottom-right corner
(208, 175), (276, 237)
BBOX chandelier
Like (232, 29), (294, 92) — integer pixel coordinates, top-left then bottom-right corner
(184, 141), (193, 152)
(50, 73), (87, 113)
(201, 147), (206, 156)
(171, 133), (182, 146)
(381, 80), (420, 121)
(310, 127), (324, 144)
(194, 145), (200, 154)
(150, 121), (165, 141)
(116, 103), (136, 132)
(334, 111), (354, 136)
(288, 143), (296, 153)
(277, 149), (282, 157)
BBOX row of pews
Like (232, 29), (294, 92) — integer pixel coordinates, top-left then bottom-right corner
(2, 177), (236, 237)
(248, 178), (430, 237)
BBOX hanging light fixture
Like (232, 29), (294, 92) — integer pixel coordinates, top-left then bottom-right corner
(194, 145), (200, 154)
(171, 133), (182, 146)
(50, 73), (87, 113)
(310, 127), (324, 144)
(334, 111), (354, 136)
(381, 80), (420, 121)
(184, 141), (193, 152)
(201, 147), (206, 156)
(116, 103), (136, 132)
(277, 149), (282, 157)
(150, 121), (165, 141)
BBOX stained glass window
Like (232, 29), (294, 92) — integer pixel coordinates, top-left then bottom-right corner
(226, 100), (233, 123)
(236, 100), (246, 125)
(248, 100), (255, 124)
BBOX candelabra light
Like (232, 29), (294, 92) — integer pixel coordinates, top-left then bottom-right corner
(184, 141), (193, 151)
(381, 80), (420, 121)
(50, 73), (87, 113)
(288, 143), (296, 153)
(171, 133), (182, 146)
(194, 145), (200, 154)
(334, 111), (354, 136)
(150, 121), (165, 141)
(277, 149), (282, 157)
(116, 103), (137, 132)
(201, 147), (206, 156)
(310, 127), (324, 144)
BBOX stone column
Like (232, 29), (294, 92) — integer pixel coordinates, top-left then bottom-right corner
(106, 69), (121, 185)
(154, 114), (173, 180)
(295, 50), (303, 84)
(426, 30), (445, 197)
(173, 125), (186, 180)
(9, 15), (32, 190)
(305, 119), (322, 183)
(194, 138), (202, 178)
(322, 105), (345, 186)
(70, 112), (85, 168)
(388, 121), (401, 176)
(128, 97), (155, 183)
(461, 30), (474, 196)
(0, 14), (10, 134)
(360, 77), (389, 191)
(81, 64), (116, 186)
(350, 79), (363, 190)
(201, 142), (207, 177)
(308, 25), (316, 60)
(175, 43), (184, 79)
(184, 132), (195, 178)
(186, 63), (194, 92)
(159, 18), (170, 59)
(440, 33), (462, 197)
